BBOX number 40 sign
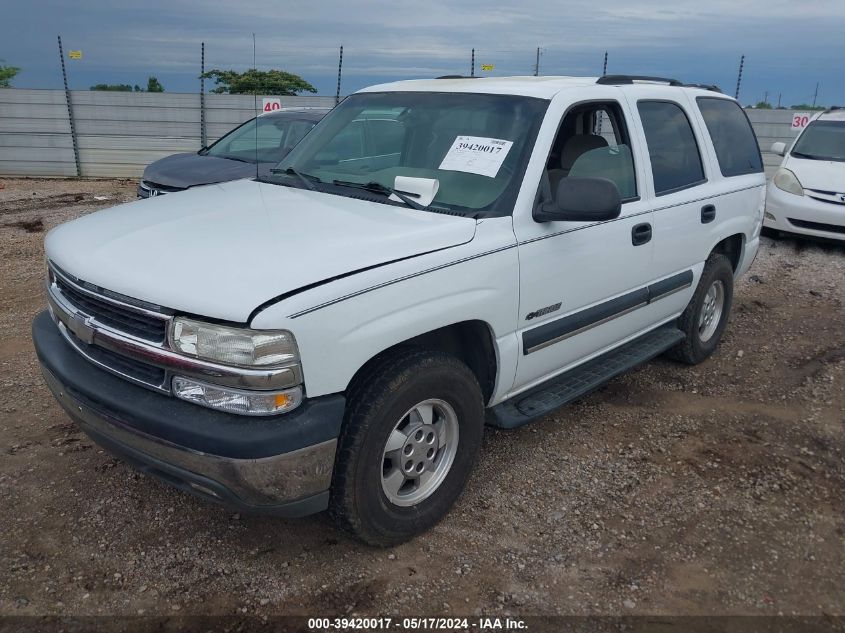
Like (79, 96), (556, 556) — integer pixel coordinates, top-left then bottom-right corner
(791, 112), (811, 130)
(262, 97), (282, 113)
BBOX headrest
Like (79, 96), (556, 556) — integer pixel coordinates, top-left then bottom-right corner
(560, 134), (609, 170)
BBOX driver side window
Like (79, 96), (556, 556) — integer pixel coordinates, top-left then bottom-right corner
(541, 101), (638, 205)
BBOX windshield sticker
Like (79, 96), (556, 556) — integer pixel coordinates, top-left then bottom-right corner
(438, 136), (514, 178)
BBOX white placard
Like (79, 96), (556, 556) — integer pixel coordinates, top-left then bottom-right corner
(262, 97), (282, 113)
(438, 136), (513, 178)
(389, 176), (440, 206)
(791, 112), (811, 130)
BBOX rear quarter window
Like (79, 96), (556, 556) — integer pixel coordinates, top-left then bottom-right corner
(696, 97), (763, 177)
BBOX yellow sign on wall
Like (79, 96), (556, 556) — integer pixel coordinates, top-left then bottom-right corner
(481, 64), (494, 71)
(68, 51), (82, 60)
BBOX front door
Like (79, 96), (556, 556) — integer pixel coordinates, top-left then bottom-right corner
(510, 97), (658, 395)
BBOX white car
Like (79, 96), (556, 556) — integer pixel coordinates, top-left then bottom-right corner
(33, 75), (765, 545)
(766, 108), (845, 241)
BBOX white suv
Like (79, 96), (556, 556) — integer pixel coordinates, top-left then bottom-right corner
(33, 75), (765, 545)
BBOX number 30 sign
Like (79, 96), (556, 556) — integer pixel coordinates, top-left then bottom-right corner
(791, 113), (811, 130)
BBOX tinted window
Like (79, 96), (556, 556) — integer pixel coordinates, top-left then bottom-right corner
(638, 101), (705, 195)
(697, 98), (763, 176)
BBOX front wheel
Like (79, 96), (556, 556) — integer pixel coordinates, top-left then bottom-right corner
(667, 253), (734, 365)
(329, 349), (484, 546)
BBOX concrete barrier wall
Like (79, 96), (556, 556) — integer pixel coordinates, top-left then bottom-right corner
(0, 89), (337, 178)
(0, 88), (806, 179)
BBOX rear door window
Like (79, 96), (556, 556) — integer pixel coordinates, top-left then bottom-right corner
(637, 101), (706, 195)
(696, 97), (763, 176)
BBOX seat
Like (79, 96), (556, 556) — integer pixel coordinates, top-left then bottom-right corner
(547, 134), (609, 194)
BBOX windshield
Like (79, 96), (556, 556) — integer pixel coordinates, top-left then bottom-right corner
(204, 116), (317, 163)
(270, 91), (548, 216)
(791, 120), (845, 162)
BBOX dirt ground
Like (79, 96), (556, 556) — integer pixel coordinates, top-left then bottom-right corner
(0, 177), (843, 620)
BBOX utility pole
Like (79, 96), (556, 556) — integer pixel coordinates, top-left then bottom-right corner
(57, 35), (81, 177)
(335, 45), (343, 105)
(763, 91), (768, 106)
(471, 48), (475, 78)
(777, 93), (782, 109)
(734, 54), (745, 101)
(534, 47), (541, 76)
(602, 51), (608, 76)
(812, 82), (819, 107)
(200, 42), (207, 148)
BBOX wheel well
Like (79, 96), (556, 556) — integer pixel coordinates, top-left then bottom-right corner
(346, 321), (498, 403)
(712, 234), (743, 272)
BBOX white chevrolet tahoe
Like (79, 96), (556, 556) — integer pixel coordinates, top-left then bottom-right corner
(33, 75), (765, 546)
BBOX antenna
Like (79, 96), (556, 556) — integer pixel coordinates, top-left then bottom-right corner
(253, 33), (258, 180)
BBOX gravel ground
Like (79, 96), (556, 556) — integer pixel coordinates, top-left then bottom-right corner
(0, 177), (843, 620)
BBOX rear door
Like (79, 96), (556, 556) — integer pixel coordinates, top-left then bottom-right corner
(622, 89), (715, 322)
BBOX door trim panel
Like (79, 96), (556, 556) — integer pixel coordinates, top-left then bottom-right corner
(522, 270), (692, 354)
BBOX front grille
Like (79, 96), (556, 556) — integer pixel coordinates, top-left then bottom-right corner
(66, 328), (167, 389)
(805, 189), (845, 206)
(788, 218), (845, 235)
(56, 276), (167, 343)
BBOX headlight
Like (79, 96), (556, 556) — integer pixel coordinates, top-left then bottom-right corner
(173, 376), (302, 415)
(773, 168), (804, 196)
(170, 318), (298, 367)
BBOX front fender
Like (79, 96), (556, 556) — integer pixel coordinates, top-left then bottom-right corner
(250, 217), (520, 399)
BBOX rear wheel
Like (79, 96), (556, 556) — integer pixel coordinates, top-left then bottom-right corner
(329, 349), (484, 546)
(668, 253), (734, 365)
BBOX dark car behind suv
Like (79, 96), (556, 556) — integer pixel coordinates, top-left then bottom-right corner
(138, 108), (329, 198)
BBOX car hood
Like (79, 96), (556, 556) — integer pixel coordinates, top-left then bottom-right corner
(46, 179), (477, 323)
(784, 156), (845, 191)
(142, 152), (262, 188)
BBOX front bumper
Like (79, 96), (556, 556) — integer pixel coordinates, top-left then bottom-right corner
(764, 181), (845, 241)
(33, 310), (345, 516)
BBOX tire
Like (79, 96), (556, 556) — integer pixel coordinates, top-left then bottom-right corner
(667, 253), (734, 365)
(329, 349), (485, 546)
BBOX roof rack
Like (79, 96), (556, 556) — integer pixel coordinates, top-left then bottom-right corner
(597, 75), (683, 87)
(435, 75), (476, 79)
(684, 83), (723, 93)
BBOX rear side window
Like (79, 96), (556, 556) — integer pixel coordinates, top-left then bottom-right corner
(697, 97), (763, 176)
(638, 101), (705, 195)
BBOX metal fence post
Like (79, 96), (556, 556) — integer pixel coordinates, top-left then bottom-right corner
(200, 42), (207, 148)
(57, 35), (81, 177)
(335, 45), (343, 106)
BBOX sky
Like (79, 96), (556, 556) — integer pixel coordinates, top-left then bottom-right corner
(2, 0), (844, 107)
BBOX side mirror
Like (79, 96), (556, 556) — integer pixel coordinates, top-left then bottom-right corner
(534, 177), (621, 223)
(770, 142), (786, 156)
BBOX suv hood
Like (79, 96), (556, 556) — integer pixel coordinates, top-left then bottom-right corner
(46, 179), (477, 322)
(784, 156), (845, 191)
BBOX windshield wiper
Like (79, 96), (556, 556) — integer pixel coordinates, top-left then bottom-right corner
(270, 167), (320, 191)
(790, 151), (822, 160)
(332, 180), (426, 210)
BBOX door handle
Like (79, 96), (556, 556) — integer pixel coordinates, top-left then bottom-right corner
(631, 222), (652, 246)
(701, 204), (716, 224)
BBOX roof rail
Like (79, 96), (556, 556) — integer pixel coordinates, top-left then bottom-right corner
(435, 75), (476, 79)
(597, 75), (683, 87)
(824, 105), (841, 113)
(684, 83), (723, 93)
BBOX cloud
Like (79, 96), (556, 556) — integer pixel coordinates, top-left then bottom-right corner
(3, 0), (843, 104)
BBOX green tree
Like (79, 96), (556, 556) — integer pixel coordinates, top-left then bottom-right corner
(90, 83), (134, 91)
(201, 68), (316, 95)
(754, 101), (773, 110)
(146, 76), (164, 92)
(789, 103), (825, 111)
(0, 60), (20, 88)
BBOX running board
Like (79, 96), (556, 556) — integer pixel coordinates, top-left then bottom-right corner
(488, 325), (685, 429)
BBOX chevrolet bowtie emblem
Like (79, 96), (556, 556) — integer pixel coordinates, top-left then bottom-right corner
(67, 312), (96, 344)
